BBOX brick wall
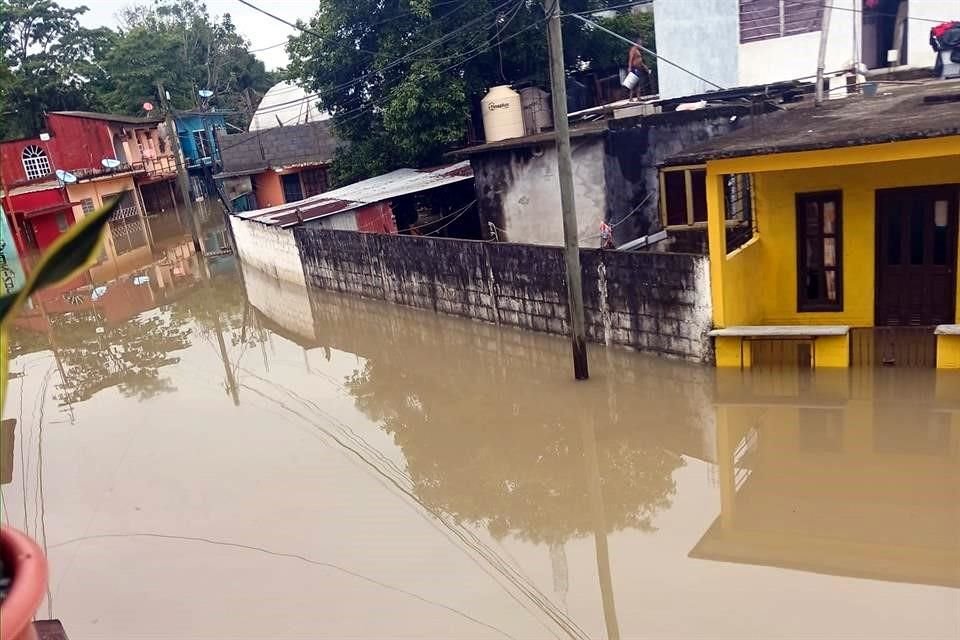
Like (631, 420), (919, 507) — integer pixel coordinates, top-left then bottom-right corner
(294, 227), (713, 362)
(230, 217), (306, 286)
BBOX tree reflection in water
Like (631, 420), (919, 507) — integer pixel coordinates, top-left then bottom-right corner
(345, 346), (687, 547)
(49, 310), (192, 405)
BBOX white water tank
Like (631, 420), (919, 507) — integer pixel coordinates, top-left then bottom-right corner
(481, 85), (524, 142)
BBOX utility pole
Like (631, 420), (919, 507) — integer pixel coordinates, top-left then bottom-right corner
(814, 1), (833, 106)
(543, 0), (589, 380)
(156, 81), (205, 255)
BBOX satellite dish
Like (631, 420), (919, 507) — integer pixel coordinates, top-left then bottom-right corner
(55, 169), (77, 184)
(101, 158), (122, 169)
(198, 89), (213, 98)
(143, 102), (155, 112)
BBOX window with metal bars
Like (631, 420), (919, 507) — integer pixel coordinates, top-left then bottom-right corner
(724, 173), (756, 253)
(739, 0), (823, 44)
(21, 145), (52, 180)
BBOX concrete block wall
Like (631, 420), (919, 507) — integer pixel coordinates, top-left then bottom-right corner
(294, 227), (714, 363)
(230, 217), (307, 287)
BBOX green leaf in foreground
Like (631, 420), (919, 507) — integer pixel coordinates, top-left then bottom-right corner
(0, 194), (120, 414)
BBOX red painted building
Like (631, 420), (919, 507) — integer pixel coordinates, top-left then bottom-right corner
(1, 111), (175, 254)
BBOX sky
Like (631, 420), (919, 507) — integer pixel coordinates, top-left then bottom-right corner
(60, 0), (318, 70)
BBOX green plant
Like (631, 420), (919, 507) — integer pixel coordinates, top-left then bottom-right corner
(0, 196), (119, 414)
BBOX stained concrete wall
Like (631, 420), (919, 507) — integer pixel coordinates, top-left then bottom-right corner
(471, 137), (607, 248)
(605, 110), (744, 245)
(471, 110), (745, 249)
(230, 217), (306, 286)
(294, 227), (714, 362)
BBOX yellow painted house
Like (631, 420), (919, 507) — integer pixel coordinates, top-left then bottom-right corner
(662, 79), (960, 368)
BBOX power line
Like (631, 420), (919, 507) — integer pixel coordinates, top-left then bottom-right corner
(566, 12), (725, 90)
(249, 40), (287, 53)
(562, 0), (653, 16)
(236, 0), (519, 118)
(235, 0), (323, 38)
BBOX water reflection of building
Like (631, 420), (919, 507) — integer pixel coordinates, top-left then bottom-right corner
(692, 369), (960, 588)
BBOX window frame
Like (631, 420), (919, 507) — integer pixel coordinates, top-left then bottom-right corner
(796, 190), (843, 312)
(659, 165), (709, 228)
(21, 144), (52, 180)
(192, 130), (209, 158)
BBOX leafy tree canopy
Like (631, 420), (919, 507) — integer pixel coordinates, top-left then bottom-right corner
(104, 0), (276, 121)
(288, 1), (656, 183)
(0, 0), (276, 139)
(0, 0), (116, 138)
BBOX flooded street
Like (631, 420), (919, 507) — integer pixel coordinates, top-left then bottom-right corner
(2, 242), (959, 639)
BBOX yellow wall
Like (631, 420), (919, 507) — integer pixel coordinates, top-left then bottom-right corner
(66, 175), (138, 221)
(66, 175), (145, 282)
(707, 139), (960, 329)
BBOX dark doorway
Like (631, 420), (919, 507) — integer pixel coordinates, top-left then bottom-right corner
(875, 185), (959, 326)
(282, 173), (304, 203)
(861, 0), (909, 68)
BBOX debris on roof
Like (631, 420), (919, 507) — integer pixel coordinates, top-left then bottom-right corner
(665, 79), (960, 165)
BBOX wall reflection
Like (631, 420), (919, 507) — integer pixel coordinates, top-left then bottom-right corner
(694, 368), (960, 588)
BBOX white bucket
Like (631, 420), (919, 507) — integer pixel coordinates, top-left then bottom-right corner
(622, 71), (641, 90)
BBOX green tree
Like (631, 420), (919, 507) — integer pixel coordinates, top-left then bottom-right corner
(584, 10), (656, 80)
(288, 0), (637, 184)
(0, 0), (116, 138)
(104, 0), (276, 125)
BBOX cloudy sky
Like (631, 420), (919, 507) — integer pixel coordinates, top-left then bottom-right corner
(60, 0), (318, 70)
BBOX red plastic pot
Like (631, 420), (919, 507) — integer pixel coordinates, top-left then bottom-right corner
(0, 527), (48, 640)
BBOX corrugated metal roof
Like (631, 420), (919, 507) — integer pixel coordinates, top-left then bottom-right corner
(50, 111), (163, 125)
(233, 161), (473, 228)
(7, 180), (62, 197)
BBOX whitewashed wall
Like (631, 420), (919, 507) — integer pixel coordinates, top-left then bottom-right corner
(738, 0), (858, 87)
(654, 0), (740, 99)
(229, 216), (306, 286)
(497, 139), (606, 248)
(907, 1), (955, 68)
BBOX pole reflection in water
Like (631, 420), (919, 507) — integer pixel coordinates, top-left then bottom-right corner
(0, 251), (957, 640)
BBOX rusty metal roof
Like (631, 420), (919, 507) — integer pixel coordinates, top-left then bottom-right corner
(233, 161), (473, 228)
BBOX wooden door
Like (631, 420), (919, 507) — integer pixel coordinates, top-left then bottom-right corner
(875, 186), (959, 326)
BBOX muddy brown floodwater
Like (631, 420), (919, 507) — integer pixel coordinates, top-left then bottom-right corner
(2, 247), (959, 639)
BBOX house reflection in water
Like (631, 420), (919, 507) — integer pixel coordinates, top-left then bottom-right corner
(693, 368), (960, 588)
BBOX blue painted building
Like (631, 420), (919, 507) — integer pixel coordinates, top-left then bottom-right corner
(174, 111), (227, 169)
(173, 111), (228, 199)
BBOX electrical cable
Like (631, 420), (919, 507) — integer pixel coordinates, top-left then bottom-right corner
(737, 1), (954, 25)
(566, 12), (725, 90)
(235, 0), (518, 118)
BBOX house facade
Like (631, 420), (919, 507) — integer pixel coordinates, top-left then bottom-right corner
(663, 80), (960, 368)
(214, 121), (337, 212)
(174, 111), (228, 199)
(1, 111), (178, 255)
(654, 0), (957, 99)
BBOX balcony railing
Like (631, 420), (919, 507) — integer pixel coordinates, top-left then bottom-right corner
(72, 155), (178, 182)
